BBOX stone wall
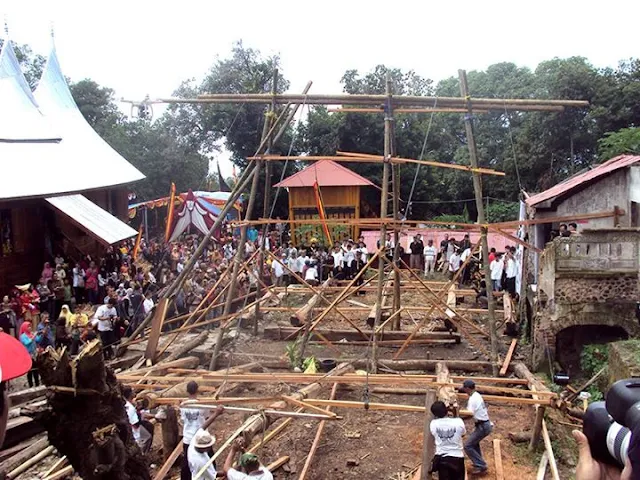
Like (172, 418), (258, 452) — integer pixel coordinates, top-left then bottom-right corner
(608, 340), (640, 386)
(532, 229), (640, 369)
(555, 276), (639, 304)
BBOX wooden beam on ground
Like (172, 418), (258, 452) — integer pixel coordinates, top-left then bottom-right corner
(247, 410), (303, 454)
(0, 437), (48, 476)
(493, 439), (504, 480)
(298, 383), (339, 480)
(42, 465), (74, 480)
(500, 339), (518, 376)
(421, 389), (437, 480)
(163, 331), (209, 364)
(266, 456), (290, 473)
(264, 326), (461, 343)
(6, 445), (54, 479)
(41, 456), (68, 479)
(536, 452), (548, 480)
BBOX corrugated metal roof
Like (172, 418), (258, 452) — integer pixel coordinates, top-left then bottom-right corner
(525, 155), (640, 207)
(274, 160), (375, 188)
(46, 194), (138, 245)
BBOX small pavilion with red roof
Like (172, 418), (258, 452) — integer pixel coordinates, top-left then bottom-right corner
(274, 160), (375, 245)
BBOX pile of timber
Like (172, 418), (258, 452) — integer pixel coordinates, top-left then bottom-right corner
(264, 326), (461, 344)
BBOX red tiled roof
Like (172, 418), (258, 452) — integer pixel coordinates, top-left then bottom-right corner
(274, 160), (376, 188)
(525, 155), (640, 207)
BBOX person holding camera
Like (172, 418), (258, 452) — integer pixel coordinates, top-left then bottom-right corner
(461, 379), (492, 476)
(92, 297), (118, 359)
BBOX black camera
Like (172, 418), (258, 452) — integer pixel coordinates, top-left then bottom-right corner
(583, 378), (640, 467)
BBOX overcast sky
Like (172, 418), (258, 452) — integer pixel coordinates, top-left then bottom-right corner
(3, 0), (640, 176)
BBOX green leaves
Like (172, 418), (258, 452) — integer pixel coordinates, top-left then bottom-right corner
(597, 128), (640, 160)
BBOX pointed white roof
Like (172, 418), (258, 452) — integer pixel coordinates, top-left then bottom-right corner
(0, 39), (59, 141)
(34, 46), (145, 190)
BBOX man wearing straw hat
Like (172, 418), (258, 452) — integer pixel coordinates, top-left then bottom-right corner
(188, 429), (217, 479)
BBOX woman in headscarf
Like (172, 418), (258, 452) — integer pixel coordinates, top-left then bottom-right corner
(41, 262), (54, 283)
(59, 305), (72, 325)
(19, 322), (40, 387)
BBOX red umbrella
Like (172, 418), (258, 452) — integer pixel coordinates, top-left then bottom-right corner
(0, 332), (32, 382)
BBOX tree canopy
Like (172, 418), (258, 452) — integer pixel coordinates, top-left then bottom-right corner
(9, 39), (640, 220)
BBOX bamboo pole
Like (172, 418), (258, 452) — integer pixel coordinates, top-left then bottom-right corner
(42, 465), (73, 480)
(7, 445), (55, 479)
(541, 420), (560, 480)
(459, 69), (499, 375)
(298, 383), (339, 479)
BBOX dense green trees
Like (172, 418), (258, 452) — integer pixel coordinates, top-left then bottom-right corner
(8, 38), (640, 219)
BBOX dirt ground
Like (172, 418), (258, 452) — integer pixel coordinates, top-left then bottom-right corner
(11, 272), (582, 479)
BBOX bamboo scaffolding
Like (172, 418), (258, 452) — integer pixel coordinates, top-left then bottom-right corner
(248, 154), (505, 176)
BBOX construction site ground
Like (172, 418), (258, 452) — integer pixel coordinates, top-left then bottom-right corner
(121, 274), (581, 480)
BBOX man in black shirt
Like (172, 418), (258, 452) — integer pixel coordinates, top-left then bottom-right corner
(409, 234), (424, 271)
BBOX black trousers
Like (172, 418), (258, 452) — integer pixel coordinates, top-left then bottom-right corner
(181, 442), (190, 480)
(431, 455), (465, 480)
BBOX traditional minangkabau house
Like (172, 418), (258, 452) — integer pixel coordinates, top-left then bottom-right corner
(0, 40), (144, 292)
(274, 160), (375, 245)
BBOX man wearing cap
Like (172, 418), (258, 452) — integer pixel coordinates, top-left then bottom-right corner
(461, 379), (492, 475)
(224, 438), (273, 479)
(188, 429), (217, 480)
(0, 332), (33, 447)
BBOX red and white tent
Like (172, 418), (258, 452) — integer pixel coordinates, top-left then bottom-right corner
(169, 190), (219, 242)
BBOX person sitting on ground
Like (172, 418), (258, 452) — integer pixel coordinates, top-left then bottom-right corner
(224, 438), (274, 480)
(429, 400), (466, 480)
(188, 429), (217, 480)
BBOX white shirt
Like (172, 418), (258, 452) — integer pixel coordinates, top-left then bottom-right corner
(331, 251), (343, 268)
(227, 467), (273, 480)
(505, 257), (517, 278)
(467, 391), (490, 421)
(180, 403), (210, 445)
(93, 304), (117, 332)
(305, 266), (319, 282)
(343, 250), (355, 267)
(490, 259), (504, 280)
(125, 400), (141, 442)
(271, 260), (284, 278)
(423, 245), (437, 258)
(72, 267), (84, 288)
(187, 432), (217, 480)
(460, 248), (472, 263)
(430, 417), (466, 457)
(143, 298), (154, 314)
(448, 254), (461, 272)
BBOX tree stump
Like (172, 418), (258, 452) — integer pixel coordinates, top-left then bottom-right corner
(37, 341), (151, 480)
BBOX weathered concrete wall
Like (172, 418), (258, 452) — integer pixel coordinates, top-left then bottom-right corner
(532, 229), (640, 368)
(608, 340), (640, 385)
(536, 169), (630, 229)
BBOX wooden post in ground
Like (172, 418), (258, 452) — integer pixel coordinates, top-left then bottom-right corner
(458, 69), (499, 374)
(493, 439), (505, 480)
(254, 68), (279, 335)
(372, 75), (393, 373)
(421, 389), (436, 480)
(160, 406), (179, 461)
(529, 404), (545, 451)
(388, 91), (401, 329)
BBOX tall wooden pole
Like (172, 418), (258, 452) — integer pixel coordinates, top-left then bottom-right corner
(458, 70), (499, 373)
(372, 75), (393, 373)
(389, 89), (401, 329)
(254, 69), (279, 335)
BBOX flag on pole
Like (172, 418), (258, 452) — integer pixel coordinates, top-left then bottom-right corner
(164, 182), (177, 243)
(132, 224), (143, 261)
(313, 181), (333, 247)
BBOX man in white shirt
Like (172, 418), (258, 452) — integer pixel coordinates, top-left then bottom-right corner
(180, 381), (224, 480)
(489, 253), (505, 292)
(342, 243), (356, 279)
(423, 240), (437, 278)
(331, 246), (344, 280)
(123, 386), (152, 454)
(461, 379), (492, 475)
(429, 401), (466, 479)
(448, 249), (462, 280)
(271, 255), (285, 287)
(224, 439), (273, 480)
(504, 248), (517, 296)
(93, 298), (118, 359)
(188, 429), (217, 480)
(304, 262), (319, 286)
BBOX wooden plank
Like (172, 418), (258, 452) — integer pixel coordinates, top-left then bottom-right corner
(499, 339), (518, 376)
(152, 441), (182, 480)
(421, 389), (437, 480)
(493, 439), (504, 480)
(536, 452), (549, 480)
(42, 465), (73, 480)
(541, 420), (560, 480)
(266, 456), (290, 472)
(41, 456), (68, 479)
(281, 395), (337, 418)
(144, 297), (169, 363)
(6, 445), (54, 479)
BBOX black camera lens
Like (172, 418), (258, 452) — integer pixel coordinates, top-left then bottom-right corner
(606, 379), (640, 431)
(584, 401), (631, 468)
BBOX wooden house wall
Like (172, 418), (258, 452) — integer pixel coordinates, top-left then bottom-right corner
(288, 186), (362, 245)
